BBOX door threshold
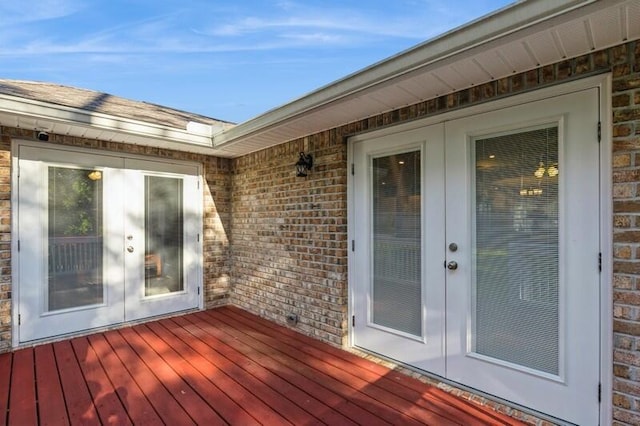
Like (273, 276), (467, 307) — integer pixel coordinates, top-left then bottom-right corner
(16, 308), (201, 350)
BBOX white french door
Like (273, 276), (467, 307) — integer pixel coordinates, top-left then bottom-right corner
(352, 124), (446, 375)
(16, 144), (201, 342)
(351, 87), (601, 425)
(122, 158), (200, 322)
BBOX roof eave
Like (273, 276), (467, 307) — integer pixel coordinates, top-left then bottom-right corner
(212, 0), (601, 149)
(0, 93), (238, 156)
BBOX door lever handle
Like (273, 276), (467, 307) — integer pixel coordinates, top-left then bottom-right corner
(447, 261), (458, 270)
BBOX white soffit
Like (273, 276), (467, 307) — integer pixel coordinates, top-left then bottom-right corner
(214, 0), (640, 157)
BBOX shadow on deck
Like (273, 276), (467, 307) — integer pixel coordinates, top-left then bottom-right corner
(0, 306), (524, 425)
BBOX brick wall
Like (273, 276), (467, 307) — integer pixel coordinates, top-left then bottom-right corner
(230, 134), (349, 346)
(0, 128), (232, 351)
(611, 41), (640, 426)
(229, 41), (640, 425)
(0, 135), (11, 352)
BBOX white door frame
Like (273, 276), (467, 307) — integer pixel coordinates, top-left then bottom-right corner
(347, 74), (613, 423)
(11, 141), (204, 346)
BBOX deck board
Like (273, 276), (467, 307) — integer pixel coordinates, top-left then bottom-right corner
(220, 307), (488, 426)
(199, 310), (428, 425)
(103, 329), (195, 425)
(171, 315), (356, 426)
(8, 348), (37, 425)
(146, 320), (261, 425)
(180, 311), (389, 426)
(227, 305), (512, 425)
(224, 307), (501, 426)
(162, 318), (317, 426)
(53, 340), (101, 425)
(71, 336), (132, 426)
(214, 309), (452, 424)
(166, 315), (295, 425)
(122, 325), (224, 426)
(1, 307), (525, 425)
(34, 344), (68, 425)
(87, 333), (163, 425)
(0, 352), (12, 424)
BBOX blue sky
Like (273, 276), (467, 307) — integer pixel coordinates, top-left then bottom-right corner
(0, 0), (513, 123)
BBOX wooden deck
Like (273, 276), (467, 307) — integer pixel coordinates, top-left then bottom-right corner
(0, 306), (524, 425)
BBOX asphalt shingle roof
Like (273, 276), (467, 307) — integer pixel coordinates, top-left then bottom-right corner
(0, 79), (233, 130)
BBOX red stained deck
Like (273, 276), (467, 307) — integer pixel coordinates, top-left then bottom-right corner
(0, 306), (524, 425)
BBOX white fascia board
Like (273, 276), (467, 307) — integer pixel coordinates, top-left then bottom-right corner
(0, 94), (215, 149)
(212, 0), (599, 148)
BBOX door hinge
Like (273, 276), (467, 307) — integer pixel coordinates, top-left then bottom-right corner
(351, 163), (354, 176)
(598, 383), (601, 402)
(17, 240), (20, 252)
(352, 315), (355, 327)
(197, 287), (200, 295)
(197, 233), (200, 242)
(598, 252), (602, 272)
(597, 121), (601, 143)
(18, 314), (21, 326)
(351, 240), (355, 251)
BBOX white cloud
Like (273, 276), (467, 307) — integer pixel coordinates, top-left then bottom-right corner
(278, 32), (345, 44)
(208, 16), (365, 37)
(0, 0), (83, 24)
(0, 0), (510, 59)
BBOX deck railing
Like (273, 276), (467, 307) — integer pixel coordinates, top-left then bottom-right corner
(48, 236), (102, 274)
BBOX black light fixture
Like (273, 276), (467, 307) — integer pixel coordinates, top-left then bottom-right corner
(296, 151), (313, 177)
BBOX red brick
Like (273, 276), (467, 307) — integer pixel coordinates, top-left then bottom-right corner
(614, 138), (640, 151)
(613, 44), (629, 64)
(575, 54), (592, 74)
(557, 60), (573, 79)
(615, 290), (640, 305)
(614, 94), (632, 108)
(615, 215), (633, 228)
(541, 64), (555, 83)
(615, 320), (640, 336)
(615, 392), (633, 409)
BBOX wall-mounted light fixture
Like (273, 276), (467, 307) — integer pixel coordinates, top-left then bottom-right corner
(37, 131), (49, 141)
(296, 152), (313, 177)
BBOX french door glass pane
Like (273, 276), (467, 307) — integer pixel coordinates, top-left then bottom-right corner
(48, 167), (103, 311)
(144, 176), (184, 296)
(372, 151), (421, 336)
(473, 126), (559, 375)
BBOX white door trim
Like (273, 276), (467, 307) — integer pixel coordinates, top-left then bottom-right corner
(11, 140), (204, 347)
(347, 74), (612, 424)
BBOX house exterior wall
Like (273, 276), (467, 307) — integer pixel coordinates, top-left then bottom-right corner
(0, 40), (636, 424)
(229, 136), (349, 346)
(229, 41), (640, 424)
(0, 128), (232, 352)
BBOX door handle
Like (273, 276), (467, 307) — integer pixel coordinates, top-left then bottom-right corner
(447, 261), (458, 270)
